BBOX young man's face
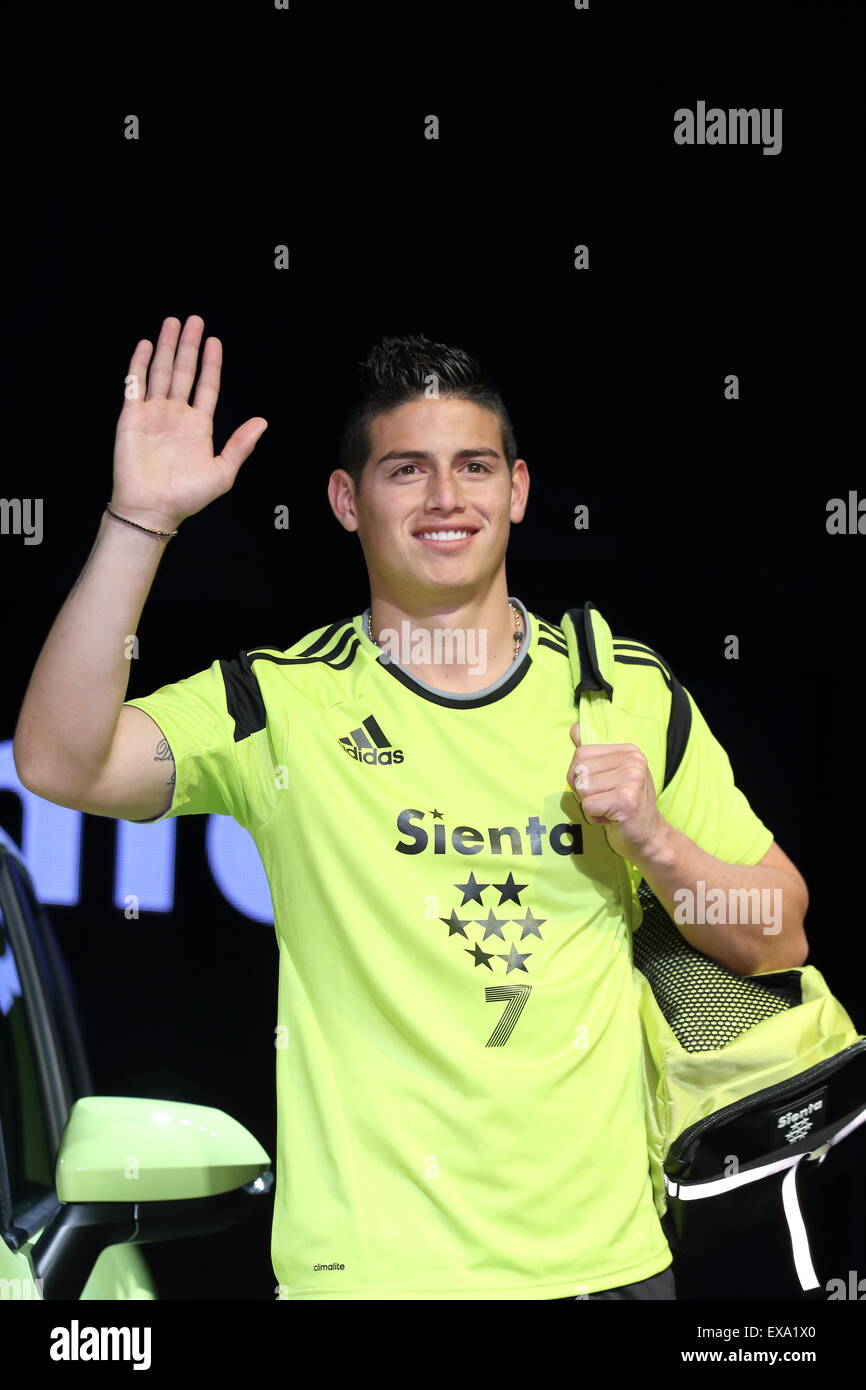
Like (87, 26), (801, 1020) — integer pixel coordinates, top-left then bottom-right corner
(329, 396), (529, 606)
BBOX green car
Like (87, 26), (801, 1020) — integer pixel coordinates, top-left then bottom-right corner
(0, 825), (273, 1299)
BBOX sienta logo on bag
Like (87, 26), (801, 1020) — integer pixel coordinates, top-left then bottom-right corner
(770, 1086), (828, 1145)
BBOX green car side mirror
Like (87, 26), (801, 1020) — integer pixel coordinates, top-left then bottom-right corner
(55, 1095), (270, 1202)
(31, 1096), (273, 1299)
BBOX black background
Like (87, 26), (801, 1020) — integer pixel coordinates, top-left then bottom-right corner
(1, 0), (863, 1301)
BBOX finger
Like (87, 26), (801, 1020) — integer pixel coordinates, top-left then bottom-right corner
(146, 316), (182, 400)
(570, 761), (591, 793)
(570, 766), (629, 797)
(167, 314), (206, 403)
(578, 797), (614, 826)
(571, 742), (642, 758)
(570, 747), (642, 774)
(124, 339), (153, 403)
(192, 335), (223, 418)
(216, 417), (269, 477)
(574, 795), (610, 827)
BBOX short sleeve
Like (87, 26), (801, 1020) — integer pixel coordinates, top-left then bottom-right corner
(655, 685), (774, 867)
(123, 657), (264, 826)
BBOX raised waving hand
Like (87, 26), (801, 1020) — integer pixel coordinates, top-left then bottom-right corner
(111, 313), (268, 532)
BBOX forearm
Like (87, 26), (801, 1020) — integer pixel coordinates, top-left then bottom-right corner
(629, 822), (809, 976)
(13, 508), (169, 793)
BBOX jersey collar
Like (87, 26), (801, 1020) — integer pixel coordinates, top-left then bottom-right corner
(353, 599), (536, 709)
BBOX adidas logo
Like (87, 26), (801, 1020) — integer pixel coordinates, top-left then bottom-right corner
(339, 714), (405, 765)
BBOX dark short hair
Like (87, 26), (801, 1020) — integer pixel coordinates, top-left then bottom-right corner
(337, 333), (518, 491)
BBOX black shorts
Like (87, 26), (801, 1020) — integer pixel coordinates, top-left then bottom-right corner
(546, 1265), (676, 1301)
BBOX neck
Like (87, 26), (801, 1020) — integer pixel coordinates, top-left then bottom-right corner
(366, 589), (524, 693)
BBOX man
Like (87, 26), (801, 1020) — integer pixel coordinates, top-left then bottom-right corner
(13, 315), (809, 1301)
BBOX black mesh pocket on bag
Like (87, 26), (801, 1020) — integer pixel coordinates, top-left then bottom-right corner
(632, 880), (801, 1053)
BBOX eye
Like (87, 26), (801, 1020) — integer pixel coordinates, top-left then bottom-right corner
(390, 460), (491, 477)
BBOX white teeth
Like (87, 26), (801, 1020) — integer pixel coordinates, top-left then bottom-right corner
(417, 530), (472, 540)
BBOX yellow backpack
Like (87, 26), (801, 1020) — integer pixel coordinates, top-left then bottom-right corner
(560, 600), (866, 1294)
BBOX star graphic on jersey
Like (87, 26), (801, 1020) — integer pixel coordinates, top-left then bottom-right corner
(454, 871), (488, 905)
(513, 907), (547, 939)
(496, 941), (533, 973)
(491, 872), (527, 905)
(430, 809), (444, 819)
(439, 907), (472, 939)
(465, 942), (496, 970)
(476, 908), (510, 941)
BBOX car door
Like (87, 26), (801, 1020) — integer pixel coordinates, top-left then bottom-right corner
(0, 833), (155, 1298)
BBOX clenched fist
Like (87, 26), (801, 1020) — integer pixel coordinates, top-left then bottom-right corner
(567, 721), (667, 862)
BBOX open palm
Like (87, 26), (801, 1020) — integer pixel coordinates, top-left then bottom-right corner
(112, 314), (267, 532)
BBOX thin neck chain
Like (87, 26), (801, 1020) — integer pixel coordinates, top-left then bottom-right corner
(366, 601), (525, 662)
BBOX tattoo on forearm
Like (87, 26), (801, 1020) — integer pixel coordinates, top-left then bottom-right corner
(154, 739), (176, 785)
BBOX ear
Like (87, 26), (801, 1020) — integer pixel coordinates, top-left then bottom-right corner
(327, 469), (360, 533)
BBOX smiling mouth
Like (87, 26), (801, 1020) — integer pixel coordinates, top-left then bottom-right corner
(412, 526), (480, 542)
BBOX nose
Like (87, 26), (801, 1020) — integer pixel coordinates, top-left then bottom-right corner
(424, 469), (464, 513)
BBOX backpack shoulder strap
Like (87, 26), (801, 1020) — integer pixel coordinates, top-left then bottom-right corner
(560, 600), (691, 794)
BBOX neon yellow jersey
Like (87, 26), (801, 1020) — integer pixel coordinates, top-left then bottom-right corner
(122, 598), (773, 1300)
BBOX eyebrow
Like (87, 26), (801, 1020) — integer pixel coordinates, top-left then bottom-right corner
(374, 447), (502, 468)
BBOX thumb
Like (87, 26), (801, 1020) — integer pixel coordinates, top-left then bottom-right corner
(570, 720), (580, 747)
(217, 417), (268, 477)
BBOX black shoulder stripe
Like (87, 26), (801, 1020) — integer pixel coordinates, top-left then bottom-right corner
(612, 637), (690, 788)
(613, 653), (673, 692)
(538, 635), (568, 657)
(537, 616), (565, 641)
(613, 639), (673, 681)
(665, 674), (692, 789)
(220, 651), (267, 742)
(248, 622), (360, 669)
(295, 619), (356, 657)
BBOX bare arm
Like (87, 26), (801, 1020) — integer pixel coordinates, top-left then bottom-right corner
(14, 509), (178, 820)
(13, 314), (267, 821)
